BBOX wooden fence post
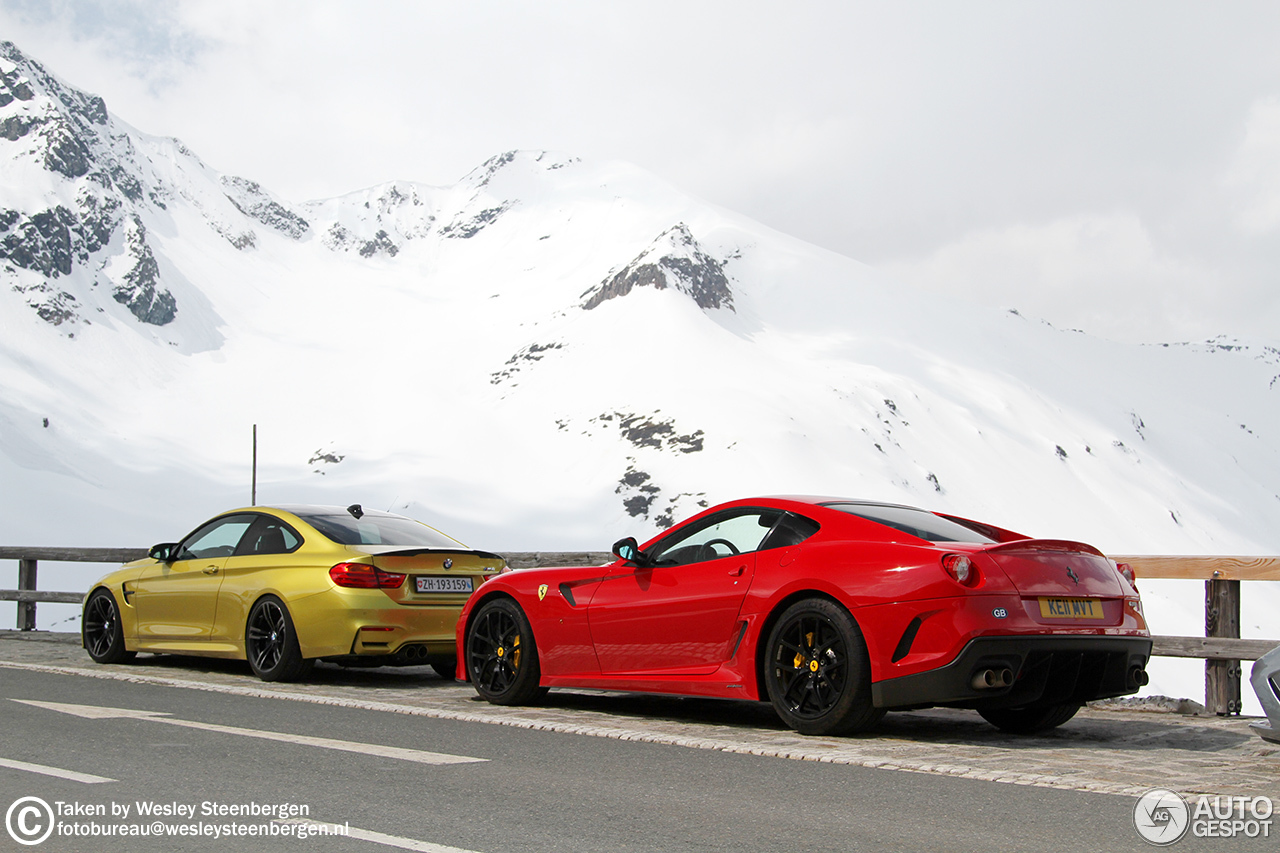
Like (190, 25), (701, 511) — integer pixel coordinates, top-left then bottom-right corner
(16, 558), (37, 631)
(1205, 578), (1242, 715)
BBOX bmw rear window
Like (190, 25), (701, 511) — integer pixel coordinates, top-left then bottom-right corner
(822, 503), (996, 544)
(295, 511), (464, 548)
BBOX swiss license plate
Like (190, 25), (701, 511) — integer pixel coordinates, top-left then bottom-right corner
(1038, 597), (1104, 619)
(415, 576), (473, 594)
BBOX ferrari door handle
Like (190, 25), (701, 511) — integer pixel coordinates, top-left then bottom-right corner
(728, 565), (745, 577)
(202, 565), (220, 575)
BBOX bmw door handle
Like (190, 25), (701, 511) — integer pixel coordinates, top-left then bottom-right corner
(202, 565), (220, 575)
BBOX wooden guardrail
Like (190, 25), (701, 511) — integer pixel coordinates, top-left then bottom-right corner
(1114, 555), (1280, 716)
(0, 547), (612, 630)
(3, 548), (1277, 715)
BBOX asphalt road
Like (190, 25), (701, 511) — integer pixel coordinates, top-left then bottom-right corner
(1, 664), (1273, 853)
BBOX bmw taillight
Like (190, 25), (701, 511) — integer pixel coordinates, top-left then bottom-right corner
(329, 562), (406, 589)
(941, 553), (978, 586)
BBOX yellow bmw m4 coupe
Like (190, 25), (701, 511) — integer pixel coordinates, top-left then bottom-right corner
(81, 504), (505, 681)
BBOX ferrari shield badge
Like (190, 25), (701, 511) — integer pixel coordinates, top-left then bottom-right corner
(538, 584), (549, 601)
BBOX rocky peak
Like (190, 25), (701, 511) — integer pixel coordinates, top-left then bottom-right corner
(460, 149), (581, 191)
(0, 42), (112, 179)
(0, 41), (182, 327)
(221, 176), (309, 240)
(581, 223), (734, 312)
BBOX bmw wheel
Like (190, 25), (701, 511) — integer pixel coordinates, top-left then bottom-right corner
(764, 597), (884, 735)
(245, 596), (312, 682)
(431, 658), (458, 681)
(82, 589), (136, 665)
(467, 598), (542, 705)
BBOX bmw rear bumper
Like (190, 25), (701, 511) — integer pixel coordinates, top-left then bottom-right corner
(871, 635), (1153, 710)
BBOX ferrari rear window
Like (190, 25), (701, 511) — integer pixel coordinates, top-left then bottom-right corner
(823, 503), (996, 544)
(297, 511), (464, 548)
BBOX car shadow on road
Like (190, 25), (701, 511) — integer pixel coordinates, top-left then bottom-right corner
(123, 653), (458, 688)
(529, 689), (1259, 752)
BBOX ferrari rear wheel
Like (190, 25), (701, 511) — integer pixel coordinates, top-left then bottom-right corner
(467, 598), (542, 705)
(978, 702), (1081, 734)
(245, 596), (313, 682)
(82, 589), (136, 665)
(764, 598), (884, 735)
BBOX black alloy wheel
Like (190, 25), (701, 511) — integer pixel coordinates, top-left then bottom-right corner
(82, 589), (136, 664)
(467, 597), (542, 705)
(764, 597), (884, 735)
(245, 596), (312, 682)
(978, 702), (1082, 734)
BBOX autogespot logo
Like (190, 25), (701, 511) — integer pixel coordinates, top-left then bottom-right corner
(1134, 789), (1190, 846)
(6, 796), (55, 846)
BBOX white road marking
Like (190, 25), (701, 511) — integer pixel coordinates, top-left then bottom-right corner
(279, 819), (486, 853)
(11, 700), (486, 766)
(0, 757), (116, 784)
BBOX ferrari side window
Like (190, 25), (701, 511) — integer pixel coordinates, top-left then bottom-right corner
(758, 513), (820, 550)
(175, 515), (256, 560)
(649, 509), (783, 566)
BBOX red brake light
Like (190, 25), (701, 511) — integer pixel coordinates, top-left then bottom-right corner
(1114, 561), (1137, 590)
(941, 553), (977, 585)
(329, 562), (406, 589)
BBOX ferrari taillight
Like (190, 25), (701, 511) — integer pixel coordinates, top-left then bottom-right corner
(329, 562), (406, 589)
(1114, 560), (1138, 590)
(941, 553), (978, 586)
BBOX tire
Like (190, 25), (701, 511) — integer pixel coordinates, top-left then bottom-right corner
(82, 589), (136, 665)
(763, 597), (884, 735)
(245, 596), (313, 682)
(466, 597), (542, 705)
(978, 702), (1081, 734)
(430, 658), (458, 681)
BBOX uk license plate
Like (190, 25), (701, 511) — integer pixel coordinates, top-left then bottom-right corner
(415, 576), (473, 594)
(1038, 597), (1103, 619)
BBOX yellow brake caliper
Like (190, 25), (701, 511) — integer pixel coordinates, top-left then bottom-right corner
(795, 631), (816, 670)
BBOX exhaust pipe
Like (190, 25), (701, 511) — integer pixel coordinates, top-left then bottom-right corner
(971, 668), (1014, 690)
(1131, 666), (1150, 687)
(394, 644), (428, 664)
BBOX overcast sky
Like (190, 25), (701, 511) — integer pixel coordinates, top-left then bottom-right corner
(3, 0), (1279, 343)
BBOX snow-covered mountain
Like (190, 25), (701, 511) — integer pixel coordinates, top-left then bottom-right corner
(1, 41), (1276, 711)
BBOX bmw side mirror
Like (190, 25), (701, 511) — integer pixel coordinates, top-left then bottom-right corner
(612, 537), (647, 566)
(148, 543), (177, 562)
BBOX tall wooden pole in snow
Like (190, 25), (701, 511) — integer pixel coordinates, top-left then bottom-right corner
(252, 424), (258, 506)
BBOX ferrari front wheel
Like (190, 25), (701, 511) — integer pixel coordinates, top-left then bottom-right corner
(764, 598), (883, 736)
(978, 702), (1081, 734)
(467, 597), (542, 705)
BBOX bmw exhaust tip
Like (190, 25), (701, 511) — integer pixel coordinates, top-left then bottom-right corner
(394, 644), (429, 664)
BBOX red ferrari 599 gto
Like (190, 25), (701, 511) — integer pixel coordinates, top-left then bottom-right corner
(456, 497), (1151, 735)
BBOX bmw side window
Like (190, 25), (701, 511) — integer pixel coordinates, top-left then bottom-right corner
(174, 515), (256, 560)
(235, 516), (302, 556)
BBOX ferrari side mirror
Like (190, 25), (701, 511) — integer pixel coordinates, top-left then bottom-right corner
(612, 537), (647, 566)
